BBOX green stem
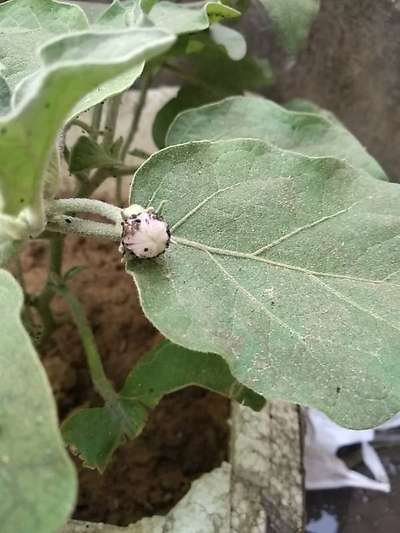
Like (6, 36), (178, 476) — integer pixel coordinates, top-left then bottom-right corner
(91, 102), (104, 141)
(59, 286), (117, 404)
(163, 63), (220, 97)
(47, 215), (121, 241)
(71, 119), (100, 136)
(116, 177), (123, 207)
(121, 72), (152, 161)
(103, 94), (122, 148)
(49, 198), (122, 224)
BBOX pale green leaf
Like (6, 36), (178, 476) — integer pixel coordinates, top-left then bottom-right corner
(0, 269), (76, 533)
(209, 23), (247, 60)
(149, 1), (240, 34)
(95, 0), (240, 33)
(63, 340), (264, 470)
(260, 0), (320, 55)
(128, 138), (400, 429)
(0, 0), (150, 118)
(0, 0), (89, 90)
(0, 27), (174, 249)
(167, 96), (387, 181)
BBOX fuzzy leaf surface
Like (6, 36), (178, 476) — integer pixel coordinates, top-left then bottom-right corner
(0, 0), (89, 90)
(0, 270), (76, 533)
(167, 96), (387, 181)
(128, 138), (400, 429)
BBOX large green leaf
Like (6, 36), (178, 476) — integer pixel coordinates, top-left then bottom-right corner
(128, 138), (400, 429)
(63, 340), (264, 470)
(0, 270), (76, 533)
(0, 0), (156, 118)
(167, 96), (387, 181)
(0, 0), (89, 90)
(260, 0), (320, 55)
(0, 27), (174, 254)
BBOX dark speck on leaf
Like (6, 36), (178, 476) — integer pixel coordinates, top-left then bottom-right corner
(45, 102), (50, 109)
(0, 127), (6, 134)
(20, 198), (24, 203)
(144, 247), (149, 252)
(336, 386), (341, 394)
(271, 301), (275, 305)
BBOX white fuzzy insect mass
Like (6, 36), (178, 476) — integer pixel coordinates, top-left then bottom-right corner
(120, 209), (170, 259)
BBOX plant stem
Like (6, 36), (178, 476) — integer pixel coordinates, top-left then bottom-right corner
(58, 286), (117, 404)
(129, 148), (151, 160)
(103, 94), (122, 148)
(35, 235), (64, 342)
(47, 215), (121, 241)
(71, 119), (101, 137)
(49, 198), (122, 224)
(121, 72), (152, 160)
(91, 102), (104, 141)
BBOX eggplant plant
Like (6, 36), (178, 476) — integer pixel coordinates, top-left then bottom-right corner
(0, 0), (398, 532)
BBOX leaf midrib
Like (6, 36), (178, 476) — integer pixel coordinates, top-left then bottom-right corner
(173, 236), (397, 286)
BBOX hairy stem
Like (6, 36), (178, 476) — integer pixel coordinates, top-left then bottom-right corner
(49, 198), (122, 224)
(59, 285), (117, 404)
(58, 284), (136, 436)
(121, 72), (152, 160)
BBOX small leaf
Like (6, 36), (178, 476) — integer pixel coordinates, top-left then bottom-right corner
(259, 0), (320, 55)
(0, 269), (76, 533)
(210, 23), (247, 60)
(167, 95), (387, 181)
(128, 138), (400, 429)
(63, 340), (264, 470)
(69, 136), (122, 173)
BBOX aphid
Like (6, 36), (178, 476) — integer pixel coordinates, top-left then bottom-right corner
(119, 205), (171, 259)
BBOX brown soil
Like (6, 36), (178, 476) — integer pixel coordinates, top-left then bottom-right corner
(20, 226), (229, 526)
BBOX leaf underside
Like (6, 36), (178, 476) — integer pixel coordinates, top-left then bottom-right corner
(63, 340), (264, 470)
(0, 270), (76, 533)
(128, 138), (400, 429)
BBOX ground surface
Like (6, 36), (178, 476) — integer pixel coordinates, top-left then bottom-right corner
(21, 227), (229, 526)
